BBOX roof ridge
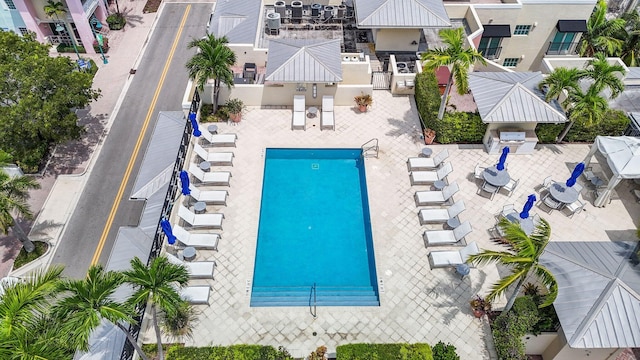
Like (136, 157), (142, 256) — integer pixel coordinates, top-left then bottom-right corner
(544, 246), (617, 279)
(412, 0), (452, 23)
(569, 279), (622, 347)
(305, 40), (343, 80)
(360, 0), (391, 27)
(483, 83), (565, 121)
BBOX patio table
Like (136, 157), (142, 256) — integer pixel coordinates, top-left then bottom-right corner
(505, 212), (535, 235)
(549, 182), (579, 205)
(483, 165), (510, 187)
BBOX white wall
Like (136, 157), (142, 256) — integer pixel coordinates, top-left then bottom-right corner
(374, 28), (421, 52)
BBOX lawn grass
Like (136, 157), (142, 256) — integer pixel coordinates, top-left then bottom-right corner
(13, 241), (48, 269)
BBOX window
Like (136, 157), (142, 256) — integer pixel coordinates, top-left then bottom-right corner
(18, 27), (28, 36)
(514, 25), (531, 35)
(478, 37), (503, 60)
(3, 0), (16, 9)
(503, 58), (520, 67)
(548, 31), (577, 54)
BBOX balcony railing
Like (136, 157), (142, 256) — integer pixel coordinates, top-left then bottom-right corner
(546, 41), (580, 55)
(480, 46), (502, 60)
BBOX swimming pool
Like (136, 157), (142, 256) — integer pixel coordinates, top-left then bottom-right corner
(251, 148), (379, 307)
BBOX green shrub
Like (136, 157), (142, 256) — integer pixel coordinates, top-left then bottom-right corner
(106, 13), (126, 30)
(492, 297), (539, 360)
(13, 241), (48, 269)
(436, 112), (486, 144)
(414, 71), (440, 130)
(336, 343), (433, 360)
(56, 43), (86, 54)
(165, 344), (293, 360)
(564, 109), (629, 142)
(431, 341), (459, 360)
(535, 123), (564, 143)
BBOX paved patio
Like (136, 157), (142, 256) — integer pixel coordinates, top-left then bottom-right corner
(143, 90), (640, 359)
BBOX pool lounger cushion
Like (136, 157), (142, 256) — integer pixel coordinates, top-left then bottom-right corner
(173, 225), (220, 250)
(202, 132), (237, 147)
(193, 143), (234, 166)
(165, 253), (216, 279)
(178, 205), (224, 229)
(180, 285), (211, 305)
(189, 186), (228, 205)
(428, 241), (479, 269)
(188, 163), (231, 186)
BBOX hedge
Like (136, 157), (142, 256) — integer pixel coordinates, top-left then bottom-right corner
(491, 297), (539, 360)
(536, 109), (629, 143)
(414, 71), (440, 130)
(166, 344), (293, 360)
(336, 343), (433, 360)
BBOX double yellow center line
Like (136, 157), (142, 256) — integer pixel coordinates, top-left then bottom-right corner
(90, 5), (192, 266)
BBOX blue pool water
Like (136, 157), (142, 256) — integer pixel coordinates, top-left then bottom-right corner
(251, 148), (379, 307)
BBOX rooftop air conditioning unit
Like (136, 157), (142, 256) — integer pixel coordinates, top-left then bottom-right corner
(337, 4), (346, 18)
(311, 3), (322, 17)
(274, 1), (286, 18)
(291, 1), (303, 19)
(324, 6), (334, 19)
(266, 12), (281, 32)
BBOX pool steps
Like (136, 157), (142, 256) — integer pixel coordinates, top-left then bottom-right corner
(250, 285), (379, 307)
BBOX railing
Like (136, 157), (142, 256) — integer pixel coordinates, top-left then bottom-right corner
(479, 46), (502, 60)
(546, 41), (580, 55)
(119, 92), (199, 360)
(361, 138), (379, 158)
(309, 283), (317, 318)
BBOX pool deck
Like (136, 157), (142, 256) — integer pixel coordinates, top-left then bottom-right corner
(143, 91), (640, 359)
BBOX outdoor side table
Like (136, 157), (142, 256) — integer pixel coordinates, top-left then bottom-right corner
(308, 107), (318, 118)
(208, 124), (218, 134)
(482, 165), (510, 187)
(193, 201), (206, 214)
(455, 263), (470, 279)
(182, 247), (196, 262)
(199, 161), (211, 172)
(447, 217), (460, 229)
(421, 148), (433, 157)
(433, 180), (446, 190)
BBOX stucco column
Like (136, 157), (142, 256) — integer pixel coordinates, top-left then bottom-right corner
(65, 0), (96, 54)
(14, 0), (47, 43)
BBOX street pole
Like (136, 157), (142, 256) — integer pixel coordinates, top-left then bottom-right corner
(55, 21), (81, 60)
(90, 18), (108, 65)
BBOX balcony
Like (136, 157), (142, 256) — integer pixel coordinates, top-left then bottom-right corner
(546, 41), (580, 56)
(82, 0), (99, 15)
(480, 46), (502, 60)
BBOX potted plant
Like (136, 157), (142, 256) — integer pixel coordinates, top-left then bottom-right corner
(424, 128), (436, 145)
(470, 295), (491, 318)
(225, 98), (245, 122)
(354, 93), (373, 112)
(106, 13), (126, 30)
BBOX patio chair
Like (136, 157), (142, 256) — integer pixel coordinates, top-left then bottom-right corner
(407, 149), (449, 171)
(501, 178), (519, 197)
(474, 163), (486, 181)
(193, 143), (234, 166)
(321, 95), (334, 130)
(292, 95), (306, 130)
(541, 176), (552, 191)
(409, 163), (453, 185)
(189, 186), (228, 205)
(477, 180), (499, 200)
(188, 163), (231, 186)
(178, 205), (224, 229)
(565, 198), (586, 218)
(634, 190), (640, 203)
(165, 253), (216, 279)
(180, 285), (211, 305)
(573, 183), (584, 194)
(428, 241), (479, 268)
(414, 182), (459, 206)
(173, 224), (220, 250)
(498, 204), (515, 219)
(540, 193), (562, 214)
(201, 131), (237, 147)
(423, 221), (472, 247)
(418, 200), (465, 224)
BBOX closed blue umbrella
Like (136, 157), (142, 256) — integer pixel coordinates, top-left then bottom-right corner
(189, 112), (201, 137)
(160, 219), (176, 245)
(519, 194), (536, 219)
(496, 147), (509, 171)
(566, 162), (585, 187)
(179, 170), (190, 196)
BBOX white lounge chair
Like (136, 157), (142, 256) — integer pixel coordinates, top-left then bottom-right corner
(418, 200), (465, 224)
(292, 95), (306, 130)
(407, 149), (449, 170)
(180, 285), (211, 305)
(165, 253), (216, 279)
(428, 241), (479, 268)
(410, 163), (453, 185)
(415, 182), (459, 206)
(178, 205), (224, 229)
(321, 95), (334, 130)
(201, 130), (237, 147)
(173, 225), (220, 250)
(423, 221), (472, 247)
(188, 164), (231, 186)
(189, 186), (227, 205)
(193, 143), (234, 166)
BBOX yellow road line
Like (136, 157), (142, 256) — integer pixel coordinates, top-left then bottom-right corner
(90, 5), (192, 267)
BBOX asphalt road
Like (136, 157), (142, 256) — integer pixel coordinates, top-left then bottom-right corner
(52, 3), (212, 278)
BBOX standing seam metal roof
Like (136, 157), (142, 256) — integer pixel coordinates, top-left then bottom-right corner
(207, 0), (261, 45)
(265, 39), (343, 83)
(468, 72), (567, 123)
(355, 0), (450, 28)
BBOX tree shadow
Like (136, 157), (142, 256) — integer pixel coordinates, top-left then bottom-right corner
(424, 268), (488, 325)
(117, 7), (144, 29)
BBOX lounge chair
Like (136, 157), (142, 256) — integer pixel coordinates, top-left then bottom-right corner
(407, 149), (449, 171)
(189, 186), (228, 205)
(418, 200), (465, 224)
(165, 253), (216, 279)
(292, 95), (306, 130)
(414, 182), (459, 206)
(423, 221), (472, 247)
(180, 285), (211, 305)
(201, 130), (237, 147)
(428, 241), (479, 268)
(193, 143), (234, 166)
(173, 224), (220, 250)
(321, 95), (334, 130)
(409, 163), (453, 185)
(188, 164), (231, 186)
(178, 205), (224, 229)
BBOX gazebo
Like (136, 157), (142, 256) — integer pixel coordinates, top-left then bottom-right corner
(582, 136), (640, 207)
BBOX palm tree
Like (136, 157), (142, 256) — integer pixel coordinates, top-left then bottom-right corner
(467, 217), (558, 312)
(43, 0), (66, 20)
(565, 86), (609, 126)
(537, 67), (583, 102)
(582, 53), (625, 99)
(53, 265), (150, 360)
(579, 0), (626, 57)
(123, 256), (190, 360)
(0, 153), (41, 252)
(420, 27), (487, 120)
(621, 10), (640, 67)
(160, 301), (197, 342)
(186, 35), (236, 112)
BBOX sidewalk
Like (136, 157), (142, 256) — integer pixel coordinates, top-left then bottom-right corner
(1, 0), (159, 277)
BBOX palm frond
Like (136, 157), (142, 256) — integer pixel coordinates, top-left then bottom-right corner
(485, 268), (529, 302)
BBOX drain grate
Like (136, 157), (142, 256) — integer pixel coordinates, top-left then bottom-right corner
(311, 163), (319, 170)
